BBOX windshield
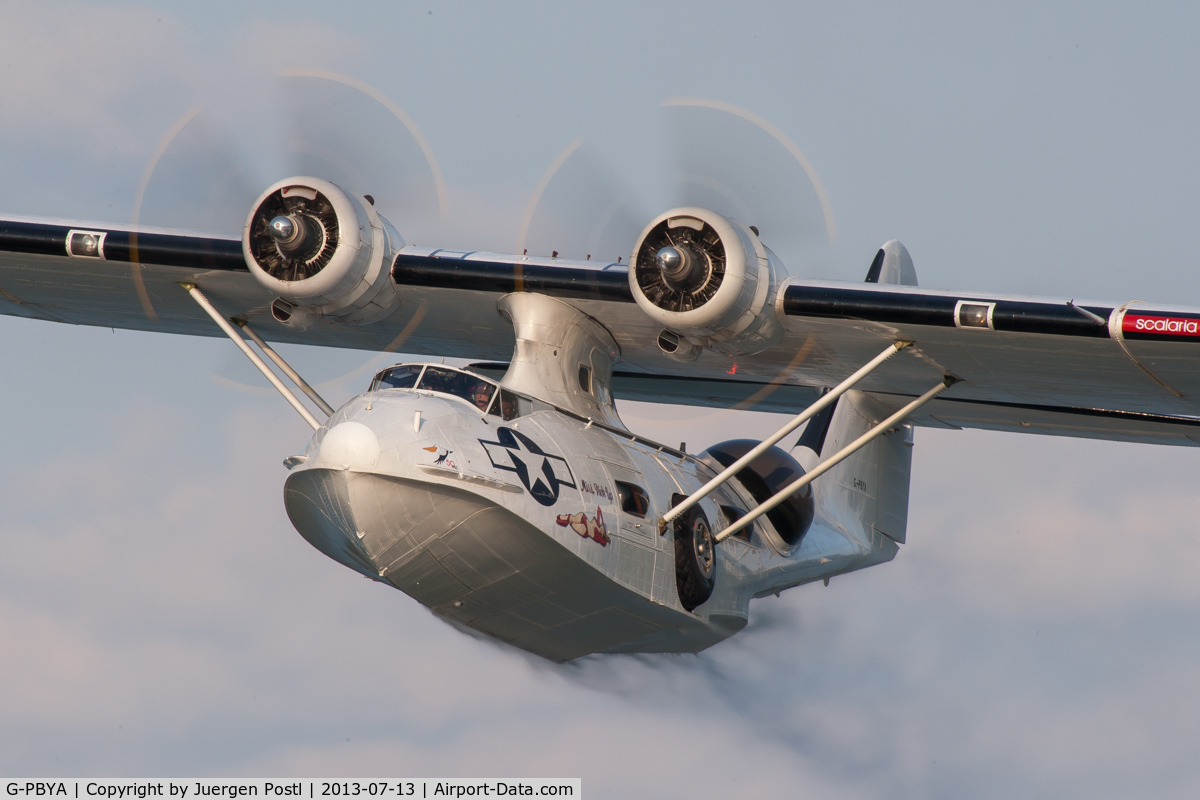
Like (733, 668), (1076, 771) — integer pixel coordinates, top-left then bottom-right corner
(369, 364), (519, 419)
(421, 366), (493, 411)
(371, 364), (423, 390)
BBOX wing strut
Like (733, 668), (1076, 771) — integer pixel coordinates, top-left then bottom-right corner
(235, 319), (336, 416)
(662, 341), (911, 526)
(713, 375), (957, 543)
(181, 283), (324, 431)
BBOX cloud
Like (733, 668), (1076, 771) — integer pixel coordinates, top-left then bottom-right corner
(905, 428), (1200, 616)
(7, 365), (1198, 796)
(5, 322), (1200, 798)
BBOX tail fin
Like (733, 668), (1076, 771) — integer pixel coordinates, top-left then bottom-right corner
(864, 240), (918, 286)
(792, 241), (918, 545)
(793, 391), (914, 545)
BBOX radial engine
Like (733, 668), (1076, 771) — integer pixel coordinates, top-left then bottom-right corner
(628, 207), (787, 362)
(243, 177), (403, 329)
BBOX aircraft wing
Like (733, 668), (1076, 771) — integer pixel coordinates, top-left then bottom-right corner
(4, 214), (1200, 446)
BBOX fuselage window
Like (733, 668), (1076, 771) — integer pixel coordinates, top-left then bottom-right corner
(615, 481), (650, 518)
(371, 364), (424, 391)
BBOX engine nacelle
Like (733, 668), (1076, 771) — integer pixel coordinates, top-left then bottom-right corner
(628, 207), (785, 360)
(243, 177), (403, 328)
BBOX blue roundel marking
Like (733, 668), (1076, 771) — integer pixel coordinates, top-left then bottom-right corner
(478, 427), (576, 506)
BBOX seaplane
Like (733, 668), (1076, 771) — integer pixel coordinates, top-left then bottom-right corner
(4, 92), (1200, 662)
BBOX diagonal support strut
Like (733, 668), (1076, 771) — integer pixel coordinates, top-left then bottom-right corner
(713, 375), (957, 543)
(182, 283), (322, 431)
(662, 341), (911, 526)
(235, 319), (336, 416)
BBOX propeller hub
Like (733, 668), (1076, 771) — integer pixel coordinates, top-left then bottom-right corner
(656, 245), (708, 292)
(269, 215), (301, 244)
(656, 245), (683, 272)
(268, 213), (325, 259)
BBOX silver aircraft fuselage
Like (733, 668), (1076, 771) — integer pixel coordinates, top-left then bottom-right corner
(282, 364), (897, 662)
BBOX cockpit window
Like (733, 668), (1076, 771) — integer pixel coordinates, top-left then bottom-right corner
(420, 367), (493, 410)
(467, 379), (496, 412)
(371, 364), (424, 391)
(488, 388), (519, 420)
(368, 363), (525, 418)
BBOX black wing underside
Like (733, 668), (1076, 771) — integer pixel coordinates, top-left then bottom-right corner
(4, 215), (1200, 446)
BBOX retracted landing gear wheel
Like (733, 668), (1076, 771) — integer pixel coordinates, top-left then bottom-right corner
(674, 506), (716, 612)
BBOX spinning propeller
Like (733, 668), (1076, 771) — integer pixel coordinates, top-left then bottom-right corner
(133, 70), (445, 242)
(517, 98), (836, 364)
(518, 97), (836, 275)
(131, 71), (447, 394)
(133, 84), (835, 388)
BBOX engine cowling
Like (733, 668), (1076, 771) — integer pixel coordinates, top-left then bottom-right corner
(628, 207), (785, 360)
(243, 177), (403, 328)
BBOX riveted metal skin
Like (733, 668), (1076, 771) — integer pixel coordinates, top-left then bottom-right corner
(282, 291), (909, 661)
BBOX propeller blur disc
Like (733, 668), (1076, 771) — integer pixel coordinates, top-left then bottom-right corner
(518, 98), (836, 272)
(133, 72), (445, 239)
(129, 72), (446, 391)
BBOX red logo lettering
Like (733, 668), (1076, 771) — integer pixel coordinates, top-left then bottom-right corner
(1122, 315), (1200, 336)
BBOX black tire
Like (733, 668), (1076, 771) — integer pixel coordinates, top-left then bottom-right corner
(674, 506), (716, 612)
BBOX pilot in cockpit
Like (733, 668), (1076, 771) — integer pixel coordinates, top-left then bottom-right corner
(468, 380), (494, 411)
(499, 393), (517, 419)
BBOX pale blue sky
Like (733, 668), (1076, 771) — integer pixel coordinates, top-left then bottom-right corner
(3, 2), (1200, 796)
